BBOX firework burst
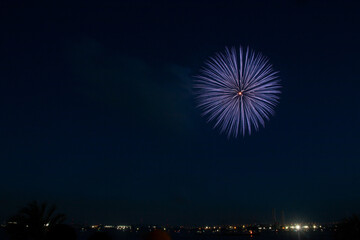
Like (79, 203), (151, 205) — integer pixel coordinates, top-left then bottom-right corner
(194, 46), (281, 137)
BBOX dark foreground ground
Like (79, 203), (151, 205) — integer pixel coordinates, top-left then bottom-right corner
(0, 229), (335, 240)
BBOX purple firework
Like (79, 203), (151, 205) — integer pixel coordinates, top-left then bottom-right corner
(194, 46), (281, 137)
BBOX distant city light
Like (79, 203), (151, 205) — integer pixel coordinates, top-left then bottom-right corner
(116, 225), (131, 230)
(38, 222), (327, 235)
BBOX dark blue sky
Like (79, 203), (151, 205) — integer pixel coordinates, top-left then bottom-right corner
(1, 0), (360, 225)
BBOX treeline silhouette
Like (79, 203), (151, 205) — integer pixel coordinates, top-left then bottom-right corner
(335, 214), (360, 240)
(5, 201), (111, 240)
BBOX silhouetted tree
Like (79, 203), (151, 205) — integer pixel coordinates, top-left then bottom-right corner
(335, 215), (360, 240)
(6, 201), (66, 240)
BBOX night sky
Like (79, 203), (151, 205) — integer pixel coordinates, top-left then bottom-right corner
(1, 1), (360, 226)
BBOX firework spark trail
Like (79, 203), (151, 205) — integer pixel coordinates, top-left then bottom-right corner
(194, 46), (281, 137)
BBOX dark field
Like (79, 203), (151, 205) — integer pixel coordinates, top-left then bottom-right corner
(0, 229), (334, 240)
(79, 231), (334, 240)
